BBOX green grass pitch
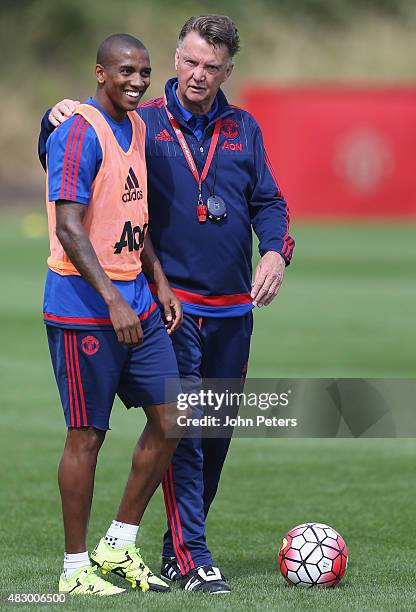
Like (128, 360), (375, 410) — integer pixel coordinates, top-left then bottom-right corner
(0, 214), (415, 610)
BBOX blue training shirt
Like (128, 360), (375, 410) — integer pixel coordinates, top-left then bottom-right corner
(44, 97), (154, 330)
(137, 78), (295, 317)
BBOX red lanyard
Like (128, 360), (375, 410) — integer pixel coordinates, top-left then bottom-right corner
(164, 100), (222, 199)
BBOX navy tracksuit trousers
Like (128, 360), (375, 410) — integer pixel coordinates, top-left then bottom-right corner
(161, 311), (253, 573)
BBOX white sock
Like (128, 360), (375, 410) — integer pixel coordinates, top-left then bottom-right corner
(104, 520), (139, 549)
(63, 551), (90, 579)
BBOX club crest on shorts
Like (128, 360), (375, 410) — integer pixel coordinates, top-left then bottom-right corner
(81, 335), (100, 356)
(221, 118), (239, 140)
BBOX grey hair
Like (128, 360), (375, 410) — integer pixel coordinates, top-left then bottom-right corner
(178, 15), (240, 58)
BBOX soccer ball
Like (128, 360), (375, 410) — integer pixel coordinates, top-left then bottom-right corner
(278, 522), (348, 588)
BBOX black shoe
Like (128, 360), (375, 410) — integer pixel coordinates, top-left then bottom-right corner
(160, 556), (181, 582)
(181, 565), (231, 594)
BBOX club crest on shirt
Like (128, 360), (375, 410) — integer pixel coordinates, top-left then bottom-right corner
(81, 335), (100, 356)
(221, 119), (239, 140)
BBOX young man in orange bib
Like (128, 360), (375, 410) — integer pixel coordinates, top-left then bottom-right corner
(44, 34), (183, 596)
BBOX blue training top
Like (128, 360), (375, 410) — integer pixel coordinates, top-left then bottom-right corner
(136, 78), (294, 317)
(44, 97), (154, 330)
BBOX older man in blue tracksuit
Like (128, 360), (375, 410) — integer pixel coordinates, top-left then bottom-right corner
(39, 15), (294, 594)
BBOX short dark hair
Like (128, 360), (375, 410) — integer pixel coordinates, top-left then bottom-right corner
(178, 15), (240, 58)
(97, 34), (146, 66)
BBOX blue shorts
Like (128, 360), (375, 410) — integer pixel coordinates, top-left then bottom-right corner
(46, 308), (180, 430)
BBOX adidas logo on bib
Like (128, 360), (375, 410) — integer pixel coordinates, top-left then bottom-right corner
(122, 167), (143, 203)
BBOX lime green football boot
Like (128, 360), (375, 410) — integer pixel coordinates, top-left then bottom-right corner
(59, 564), (126, 596)
(91, 538), (170, 592)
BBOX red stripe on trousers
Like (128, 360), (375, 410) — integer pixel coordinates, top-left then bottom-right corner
(162, 474), (189, 574)
(67, 329), (81, 427)
(70, 120), (89, 201)
(71, 331), (88, 426)
(65, 117), (86, 200)
(43, 302), (157, 326)
(63, 331), (75, 427)
(59, 116), (81, 200)
(167, 464), (195, 572)
(44, 313), (112, 325)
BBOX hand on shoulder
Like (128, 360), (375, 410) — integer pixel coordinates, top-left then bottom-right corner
(49, 98), (80, 127)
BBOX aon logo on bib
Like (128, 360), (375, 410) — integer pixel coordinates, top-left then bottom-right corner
(114, 221), (148, 254)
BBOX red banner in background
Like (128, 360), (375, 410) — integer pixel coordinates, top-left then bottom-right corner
(242, 87), (416, 218)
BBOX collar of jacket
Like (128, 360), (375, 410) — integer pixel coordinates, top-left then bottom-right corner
(164, 77), (234, 130)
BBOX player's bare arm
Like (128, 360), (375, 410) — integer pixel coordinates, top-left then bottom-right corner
(251, 251), (285, 307)
(48, 98), (79, 127)
(141, 234), (183, 334)
(55, 201), (143, 345)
